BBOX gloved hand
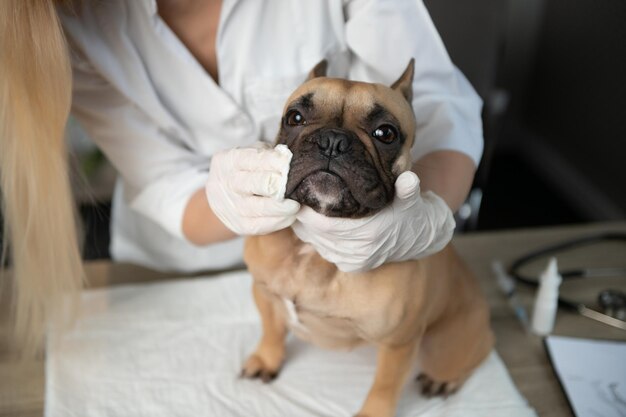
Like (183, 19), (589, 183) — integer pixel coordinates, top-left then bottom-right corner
(291, 171), (455, 273)
(206, 143), (300, 235)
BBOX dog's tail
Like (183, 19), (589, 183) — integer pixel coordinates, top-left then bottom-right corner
(0, 0), (83, 356)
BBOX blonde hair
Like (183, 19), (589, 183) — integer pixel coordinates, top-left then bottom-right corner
(0, 0), (83, 356)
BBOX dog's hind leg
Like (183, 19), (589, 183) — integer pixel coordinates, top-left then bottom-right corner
(241, 283), (288, 382)
(355, 338), (421, 417)
(416, 299), (494, 396)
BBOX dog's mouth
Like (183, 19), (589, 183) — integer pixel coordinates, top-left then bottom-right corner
(288, 169), (361, 217)
(286, 159), (391, 218)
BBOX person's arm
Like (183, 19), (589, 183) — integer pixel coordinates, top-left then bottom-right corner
(67, 44), (233, 244)
(183, 144), (300, 245)
(69, 43), (298, 248)
(412, 150), (476, 213)
(182, 189), (236, 245)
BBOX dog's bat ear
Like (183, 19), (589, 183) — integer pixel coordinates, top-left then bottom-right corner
(391, 58), (415, 103)
(306, 59), (328, 81)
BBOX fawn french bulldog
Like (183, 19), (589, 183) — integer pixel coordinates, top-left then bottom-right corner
(242, 60), (493, 417)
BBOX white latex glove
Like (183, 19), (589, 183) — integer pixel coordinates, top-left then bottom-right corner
(291, 171), (456, 273)
(206, 143), (300, 235)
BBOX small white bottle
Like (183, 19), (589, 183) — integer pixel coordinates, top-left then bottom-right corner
(531, 257), (562, 336)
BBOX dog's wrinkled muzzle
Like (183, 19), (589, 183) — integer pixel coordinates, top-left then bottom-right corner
(286, 128), (392, 218)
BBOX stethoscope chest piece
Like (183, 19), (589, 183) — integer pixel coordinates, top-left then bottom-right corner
(598, 289), (626, 321)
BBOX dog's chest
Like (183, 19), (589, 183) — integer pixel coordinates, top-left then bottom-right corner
(259, 246), (354, 321)
(263, 253), (339, 314)
(257, 246), (405, 346)
(280, 297), (308, 332)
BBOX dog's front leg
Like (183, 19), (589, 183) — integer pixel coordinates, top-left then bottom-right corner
(355, 339), (420, 417)
(241, 282), (287, 382)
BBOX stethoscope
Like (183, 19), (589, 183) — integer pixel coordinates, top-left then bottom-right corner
(507, 232), (626, 331)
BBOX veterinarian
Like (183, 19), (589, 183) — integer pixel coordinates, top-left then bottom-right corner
(1, 0), (482, 347)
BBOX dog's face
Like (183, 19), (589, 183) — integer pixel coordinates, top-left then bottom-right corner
(278, 60), (417, 218)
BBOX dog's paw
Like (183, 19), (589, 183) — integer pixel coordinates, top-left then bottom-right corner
(416, 373), (461, 398)
(240, 354), (280, 383)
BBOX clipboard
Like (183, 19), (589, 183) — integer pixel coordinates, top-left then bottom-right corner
(544, 335), (626, 417)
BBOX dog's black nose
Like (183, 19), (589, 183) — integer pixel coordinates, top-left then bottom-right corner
(318, 130), (351, 158)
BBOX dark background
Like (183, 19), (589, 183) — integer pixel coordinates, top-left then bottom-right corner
(425, 0), (626, 232)
(2, 0), (626, 260)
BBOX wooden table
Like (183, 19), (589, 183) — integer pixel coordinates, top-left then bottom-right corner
(2, 222), (626, 417)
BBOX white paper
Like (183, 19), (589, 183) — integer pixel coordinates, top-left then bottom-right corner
(545, 335), (626, 417)
(46, 271), (537, 417)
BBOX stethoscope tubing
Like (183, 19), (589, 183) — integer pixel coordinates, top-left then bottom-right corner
(507, 232), (626, 331)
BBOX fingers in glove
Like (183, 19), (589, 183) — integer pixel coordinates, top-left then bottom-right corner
(292, 228), (375, 272)
(245, 195), (300, 218)
(295, 206), (384, 237)
(233, 148), (291, 172)
(394, 171), (420, 200)
(231, 171), (283, 198)
(244, 213), (298, 235)
(294, 206), (360, 232)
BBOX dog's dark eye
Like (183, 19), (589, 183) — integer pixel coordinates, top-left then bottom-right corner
(372, 125), (397, 143)
(286, 110), (306, 126)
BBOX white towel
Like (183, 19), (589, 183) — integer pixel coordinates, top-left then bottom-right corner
(46, 270), (537, 417)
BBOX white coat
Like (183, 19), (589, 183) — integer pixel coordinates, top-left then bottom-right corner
(59, 0), (483, 272)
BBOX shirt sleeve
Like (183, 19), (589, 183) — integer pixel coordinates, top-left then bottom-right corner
(343, 0), (484, 166)
(69, 50), (209, 240)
